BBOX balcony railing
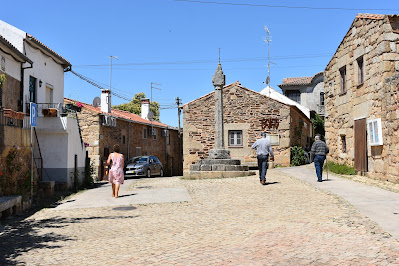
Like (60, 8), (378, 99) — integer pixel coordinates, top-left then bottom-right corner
(25, 103), (65, 118)
(0, 108), (25, 128)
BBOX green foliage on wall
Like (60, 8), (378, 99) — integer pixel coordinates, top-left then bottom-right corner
(311, 113), (325, 138)
(112, 92), (161, 122)
(0, 73), (7, 87)
(0, 147), (32, 199)
(290, 146), (306, 166)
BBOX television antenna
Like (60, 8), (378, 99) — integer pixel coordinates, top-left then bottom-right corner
(264, 26), (272, 87)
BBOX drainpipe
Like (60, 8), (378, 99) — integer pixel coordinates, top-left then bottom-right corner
(165, 127), (168, 173)
(127, 121), (131, 160)
(21, 61), (33, 113)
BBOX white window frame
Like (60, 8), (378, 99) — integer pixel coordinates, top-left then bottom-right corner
(266, 134), (280, 146)
(367, 118), (383, 146)
(228, 130), (242, 147)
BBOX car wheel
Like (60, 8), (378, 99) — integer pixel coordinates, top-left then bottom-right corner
(160, 168), (164, 177)
(147, 169), (151, 178)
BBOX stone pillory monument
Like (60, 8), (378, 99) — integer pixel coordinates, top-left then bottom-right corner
(187, 64), (255, 178)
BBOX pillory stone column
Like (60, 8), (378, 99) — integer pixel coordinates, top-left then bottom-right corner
(209, 63), (230, 159)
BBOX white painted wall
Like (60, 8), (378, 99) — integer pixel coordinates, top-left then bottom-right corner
(0, 20), (25, 52)
(0, 20), (65, 111)
(0, 50), (21, 80)
(36, 116), (86, 188)
(23, 46), (65, 108)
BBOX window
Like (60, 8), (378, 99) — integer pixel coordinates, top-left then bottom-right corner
(167, 134), (170, 145)
(123, 135), (126, 144)
(367, 118), (383, 146)
(285, 90), (301, 104)
(320, 92), (325, 106)
(143, 128), (147, 139)
(357, 57), (364, 85)
(340, 66), (347, 94)
(341, 135), (347, 153)
(266, 134), (280, 146)
(228, 130), (242, 147)
(152, 128), (157, 140)
(29, 76), (37, 103)
(46, 85), (54, 104)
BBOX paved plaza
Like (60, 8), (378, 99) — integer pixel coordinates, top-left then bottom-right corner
(1, 166), (399, 265)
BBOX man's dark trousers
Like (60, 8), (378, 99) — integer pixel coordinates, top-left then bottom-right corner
(314, 155), (326, 181)
(257, 154), (269, 182)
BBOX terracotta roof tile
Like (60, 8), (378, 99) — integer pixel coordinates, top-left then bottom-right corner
(356, 13), (385, 20)
(64, 98), (170, 128)
(279, 76), (313, 86)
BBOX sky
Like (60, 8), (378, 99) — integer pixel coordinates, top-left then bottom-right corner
(2, 0), (398, 127)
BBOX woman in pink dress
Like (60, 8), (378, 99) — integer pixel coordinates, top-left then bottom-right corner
(107, 144), (124, 198)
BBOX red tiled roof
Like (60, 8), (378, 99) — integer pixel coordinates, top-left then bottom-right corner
(64, 98), (170, 128)
(26, 34), (71, 68)
(356, 13), (385, 20)
(279, 76), (313, 86)
(278, 72), (323, 87)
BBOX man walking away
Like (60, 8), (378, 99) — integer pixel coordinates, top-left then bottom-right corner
(310, 134), (329, 182)
(252, 132), (274, 185)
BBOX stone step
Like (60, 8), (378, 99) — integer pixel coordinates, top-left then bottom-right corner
(190, 164), (249, 171)
(197, 159), (241, 165)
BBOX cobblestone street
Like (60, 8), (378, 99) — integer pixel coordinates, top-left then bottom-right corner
(1, 169), (399, 265)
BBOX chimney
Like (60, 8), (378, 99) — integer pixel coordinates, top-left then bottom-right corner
(101, 90), (111, 113)
(141, 98), (150, 120)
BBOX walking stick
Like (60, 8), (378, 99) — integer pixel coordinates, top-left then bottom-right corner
(325, 156), (329, 181)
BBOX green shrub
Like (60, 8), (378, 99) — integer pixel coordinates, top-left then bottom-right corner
(290, 146), (306, 166)
(325, 161), (356, 175)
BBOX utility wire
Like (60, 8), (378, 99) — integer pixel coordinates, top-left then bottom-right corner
(173, 0), (399, 12)
(70, 70), (132, 101)
(74, 53), (332, 67)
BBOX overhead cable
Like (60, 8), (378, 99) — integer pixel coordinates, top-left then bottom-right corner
(173, 0), (399, 12)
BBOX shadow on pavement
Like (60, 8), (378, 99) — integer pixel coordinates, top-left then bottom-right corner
(117, 193), (136, 198)
(0, 213), (139, 265)
(112, 206), (137, 211)
(265, 181), (279, 185)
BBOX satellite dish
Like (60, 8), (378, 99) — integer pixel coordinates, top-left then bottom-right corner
(93, 97), (101, 107)
(265, 76), (270, 85)
(148, 111), (154, 121)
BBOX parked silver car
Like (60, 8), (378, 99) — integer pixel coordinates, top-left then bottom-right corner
(124, 156), (163, 178)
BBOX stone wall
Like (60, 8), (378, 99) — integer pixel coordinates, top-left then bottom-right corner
(1, 73), (21, 110)
(183, 83), (312, 170)
(77, 107), (181, 179)
(324, 15), (399, 182)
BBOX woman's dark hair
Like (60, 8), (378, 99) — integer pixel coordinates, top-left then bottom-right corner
(113, 144), (121, 153)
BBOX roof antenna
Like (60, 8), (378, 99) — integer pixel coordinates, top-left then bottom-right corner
(264, 26), (272, 96)
(218, 48), (221, 64)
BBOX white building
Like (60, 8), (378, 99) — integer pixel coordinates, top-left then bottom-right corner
(0, 20), (86, 189)
(278, 72), (325, 117)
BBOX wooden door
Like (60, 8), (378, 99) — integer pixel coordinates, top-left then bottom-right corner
(354, 118), (367, 172)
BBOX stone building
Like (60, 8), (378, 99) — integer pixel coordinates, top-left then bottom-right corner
(69, 92), (182, 180)
(324, 13), (399, 182)
(183, 81), (311, 171)
(278, 72), (326, 117)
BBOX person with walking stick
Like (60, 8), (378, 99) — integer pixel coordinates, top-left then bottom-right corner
(310, 134), (329, 182)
